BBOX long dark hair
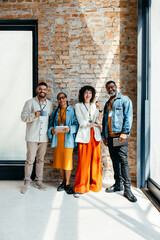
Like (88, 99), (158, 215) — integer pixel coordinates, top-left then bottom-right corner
(78, 85), (96, 103)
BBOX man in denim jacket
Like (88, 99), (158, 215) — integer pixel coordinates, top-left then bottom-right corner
(102, 81), (137, 202)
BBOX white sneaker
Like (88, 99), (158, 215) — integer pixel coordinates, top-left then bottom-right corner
(21, 182), (30, 194)
(74, 192), (80, 198)
(35, 181), (47, 191)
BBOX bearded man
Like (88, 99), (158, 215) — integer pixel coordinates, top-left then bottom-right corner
(102, 81), (137, 202)
(21, 82), (53, 194)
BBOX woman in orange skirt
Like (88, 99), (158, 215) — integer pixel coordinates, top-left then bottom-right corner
(48, 92), (78, 194)
(74, 86), (103, 198)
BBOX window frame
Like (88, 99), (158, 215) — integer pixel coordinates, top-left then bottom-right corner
(0, 19), (38, 179)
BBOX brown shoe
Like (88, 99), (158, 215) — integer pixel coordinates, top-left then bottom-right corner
(35, 181), (47, 191)
(21, 182), (30, 194)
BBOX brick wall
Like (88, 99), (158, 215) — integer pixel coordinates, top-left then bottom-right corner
(1, 0), (137, 184)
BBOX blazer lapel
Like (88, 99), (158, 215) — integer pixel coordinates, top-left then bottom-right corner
(81, 103), (89, 119)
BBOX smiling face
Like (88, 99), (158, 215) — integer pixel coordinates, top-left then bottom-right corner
(106, 83), (117, 97)
(57, 93), (68, 108)
(36, 85), (48, 100)
(84, 89), (92, 103)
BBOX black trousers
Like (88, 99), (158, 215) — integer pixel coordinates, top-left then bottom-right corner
(108, 137), (131, 190)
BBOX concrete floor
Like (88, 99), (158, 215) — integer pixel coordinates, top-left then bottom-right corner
(0, 181), (160, 240)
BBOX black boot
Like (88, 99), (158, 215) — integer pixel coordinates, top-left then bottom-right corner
(124, 189), (137, 202)
(105, 183), (123, 193)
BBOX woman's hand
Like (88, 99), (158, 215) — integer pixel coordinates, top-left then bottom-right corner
(96, 123), (102, 131)
(96, 101), (103, 111)
(87, 122), (95, 127)
(87, 122), (101, 129)
(51, 128), (57, 135)
(63, 127), (70, 133)
(94, 123), (102, 131)
(96, 101), (103, 122)
(103, 138), (108, 147)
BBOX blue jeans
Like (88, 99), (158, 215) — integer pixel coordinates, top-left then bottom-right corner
(108, 137), (131, 190)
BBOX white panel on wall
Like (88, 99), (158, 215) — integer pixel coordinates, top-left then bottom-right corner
(0, 31), (32, 160)
(150, 0), (160, 185)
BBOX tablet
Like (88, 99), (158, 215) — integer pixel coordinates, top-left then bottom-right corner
(55, 126), (68, 133)
(113, 138), (128, 147)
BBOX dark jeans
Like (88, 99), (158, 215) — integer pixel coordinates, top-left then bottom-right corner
(108, 137), (131, 190)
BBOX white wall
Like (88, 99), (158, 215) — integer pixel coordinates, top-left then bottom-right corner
(150, 0), (160, 185)
(0, 31), (32, 161)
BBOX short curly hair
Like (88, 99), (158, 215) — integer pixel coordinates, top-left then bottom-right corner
(78, 85), (96, 103)
(105, 81), (116, 88)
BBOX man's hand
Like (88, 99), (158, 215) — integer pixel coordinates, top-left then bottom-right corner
(63, 127), (70, 133)
(35, 111), (41, 118)
(119, 133), (127, 143)
(51, 128), (57, 135)
(103, 138), (108, 147)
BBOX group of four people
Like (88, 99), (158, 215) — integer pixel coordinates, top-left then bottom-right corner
(21, 81), (137, 203)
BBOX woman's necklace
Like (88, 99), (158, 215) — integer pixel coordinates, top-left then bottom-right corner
(84, 103), (92, 120)
(59, 108), (66, 125)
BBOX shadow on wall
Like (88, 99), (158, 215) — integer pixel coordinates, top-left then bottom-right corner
(46, 0), (137, 184)
(119, 0), (137, 182)
(0, 0), (137, 183)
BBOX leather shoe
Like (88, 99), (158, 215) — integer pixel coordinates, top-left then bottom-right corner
(65, 184), (74, 195)
(124, 189), (137, 202)
(57, 181), (66, 191)
(105, 184), (123, 193)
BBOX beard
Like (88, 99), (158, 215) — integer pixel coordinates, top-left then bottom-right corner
(109, 89), (117, 97)
(39, 92), (46, 98)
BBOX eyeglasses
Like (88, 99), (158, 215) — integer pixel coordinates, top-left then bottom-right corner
(58, 96), (66, 100)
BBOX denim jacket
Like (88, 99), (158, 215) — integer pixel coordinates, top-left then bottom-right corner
(101, 93), (133, 139)
(48, 105), (78, 148)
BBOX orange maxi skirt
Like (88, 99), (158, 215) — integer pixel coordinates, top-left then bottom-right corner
(74, 128), (102, 193)
(53, 132), (73, 170)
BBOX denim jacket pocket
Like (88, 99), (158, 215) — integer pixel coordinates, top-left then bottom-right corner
(115, 106), (123, 111)
(115, 106), (123, 118)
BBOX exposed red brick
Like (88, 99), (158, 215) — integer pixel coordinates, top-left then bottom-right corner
(1, 0), (138, 184)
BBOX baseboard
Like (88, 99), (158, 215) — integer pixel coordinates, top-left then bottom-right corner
(141, 178), (160, 212)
